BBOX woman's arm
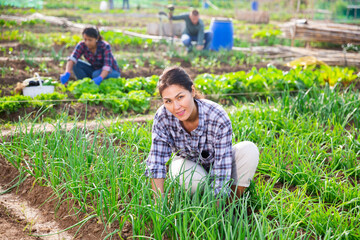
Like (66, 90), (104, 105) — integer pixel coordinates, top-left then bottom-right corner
(151, 178), (165, 194)
(65, 60), (75, 73)
(99, 69), (109, 79)
(102, 44), (116, 77)
(151, 178), (165, 203)
(68, 42), (85, 65)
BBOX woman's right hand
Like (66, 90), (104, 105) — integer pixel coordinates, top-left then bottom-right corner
(60, 72), (71, 84)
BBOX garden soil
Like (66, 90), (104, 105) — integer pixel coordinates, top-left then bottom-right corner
(0, 154), (125, 239)
(0, 204), (39, 240)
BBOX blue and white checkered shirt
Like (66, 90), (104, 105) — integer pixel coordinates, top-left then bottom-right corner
(145, 98), (233, 197)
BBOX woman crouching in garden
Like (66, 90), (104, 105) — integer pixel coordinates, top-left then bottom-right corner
(60, 26), (120, 85)
(145, 66), (259, 202)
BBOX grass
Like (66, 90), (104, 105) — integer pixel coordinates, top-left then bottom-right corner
(1, 84), (359, 239)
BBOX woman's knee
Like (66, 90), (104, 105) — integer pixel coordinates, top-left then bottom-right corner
(233, 141), (259, 168)
(233, 140), (259, 156)
(169, 157), (208, 194)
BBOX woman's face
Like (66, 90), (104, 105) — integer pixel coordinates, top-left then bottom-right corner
(83, 34), (97, 50)
(161, 84), (196, 122)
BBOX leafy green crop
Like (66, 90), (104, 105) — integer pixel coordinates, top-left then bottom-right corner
(103, 95), (129, 113)
(0, 95), (32, 113)
(0, 19), (17, 28)
(69, 76), (157, 114)
(123, 77), (144, 93)
(101, 31), (156, 49)
(0, 30), (20, 41)
(19, 31), (53, 50)
(252, 29), (282, 39)
(68, 78), (100, 98)
(127, 90), (151, 113)
(33, 92), (68, 107)
(99, 78), (126, 94)
(318, 65), (358, 86)
(78, 93), (104, 105)
(50, 32), (82, 48)
(142, 75), (160, 96)
(195, 66), (359, 100)
(0, 92), (67, 113)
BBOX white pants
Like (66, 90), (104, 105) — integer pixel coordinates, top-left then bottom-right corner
(169, 141), (259, 194)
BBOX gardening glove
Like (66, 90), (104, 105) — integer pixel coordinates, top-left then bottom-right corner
(92, 75), (103, 85)
(60, 72), (70, 84)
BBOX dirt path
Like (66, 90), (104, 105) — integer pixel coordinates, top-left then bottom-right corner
(0, 154), (123, 240)
(0, 155), (75, 240)
(0, 186), (73, 240)
(0, 204), (38, 240)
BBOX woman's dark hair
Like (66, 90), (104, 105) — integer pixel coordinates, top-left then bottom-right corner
(158, 66), (203, 99)
(82, 27), (103, 41)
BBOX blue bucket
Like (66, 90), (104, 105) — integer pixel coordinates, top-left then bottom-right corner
(251, 1), (258, 11)
(210, 18), (233, 51)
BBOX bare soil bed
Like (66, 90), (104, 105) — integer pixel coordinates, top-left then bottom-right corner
(0, 155), (124, 239)
(0, 204), (39, 240)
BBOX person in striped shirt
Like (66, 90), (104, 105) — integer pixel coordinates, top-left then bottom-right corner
(145, 66), (259, 201)
(60, 27), (120, 86)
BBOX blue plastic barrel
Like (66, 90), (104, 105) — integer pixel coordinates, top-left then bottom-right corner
(203, 1), (209, 9)
(251, 1), (258, 11)
(210, 18), (233, 51)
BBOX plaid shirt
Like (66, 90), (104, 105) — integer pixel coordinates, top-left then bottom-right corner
(69, 40), (120, 72)
(145, 99), (233, 197)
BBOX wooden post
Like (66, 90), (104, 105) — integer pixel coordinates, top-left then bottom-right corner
(289, 0), (295, 14)
(297, 0), (301, 12)
(311, 0), (315, 19)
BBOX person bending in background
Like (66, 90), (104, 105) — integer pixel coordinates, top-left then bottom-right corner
(169, 9), (213, 52)
(60, 27), (121, 86)
(145, 66), (259, 202)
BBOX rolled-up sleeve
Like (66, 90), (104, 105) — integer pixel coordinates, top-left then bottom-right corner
(145, 113), (171, 179)
(210, 122), (233, 197)
(102, 44), (112, 72)
(68, 42), (84, 63)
